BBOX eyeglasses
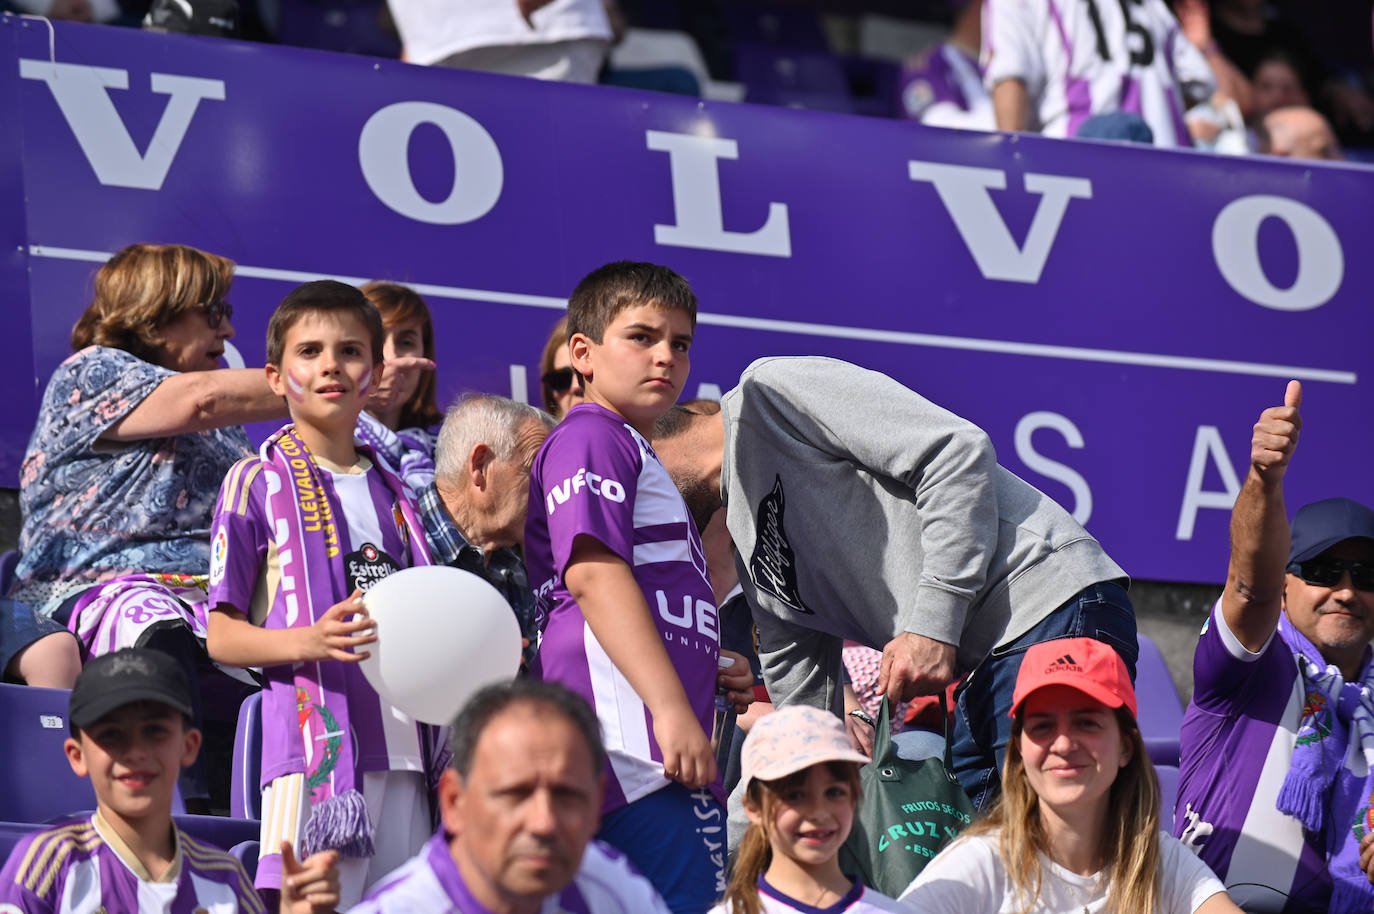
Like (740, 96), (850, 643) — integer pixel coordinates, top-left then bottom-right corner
(200, 300), (233, 329)
(1287, 558), (1374, 591)
(542, 367), (575, 393)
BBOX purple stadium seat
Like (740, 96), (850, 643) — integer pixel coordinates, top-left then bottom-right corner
(1155, 764), (1179, 831)
(276, 0), (401, 59)
(841, 56), (901, 119)
(0, 683), (191, 822)
(230, 840), (259, 880)
(734, 43), (849, 97)
(1135, 634), (1183, 738)
(173, 813), (259, 851)
(230, 690), (263, 820)
(0, 683), (97, 823)
(726, 3), (828, 49)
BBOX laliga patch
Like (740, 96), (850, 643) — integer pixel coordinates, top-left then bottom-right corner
(344, 542), (401, 594)
(209, 528), (228, 586)
(748, 475), (811, 614)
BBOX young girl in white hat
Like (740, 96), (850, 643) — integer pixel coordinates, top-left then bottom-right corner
(711, 705), (906, 914)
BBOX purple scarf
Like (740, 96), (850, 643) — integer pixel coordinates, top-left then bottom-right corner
(354, 412), (436, 496)
(1275, 617), (1374, 913)
(261, 424), (432, 858)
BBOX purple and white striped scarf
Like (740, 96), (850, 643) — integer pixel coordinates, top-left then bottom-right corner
(354, 412), (436, 497)
(261, 424), (433, 858)
(1275, 616), (1374, 913)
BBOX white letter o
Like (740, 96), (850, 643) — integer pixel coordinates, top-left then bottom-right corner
(358, 102), (503, 225)
(1211, 195), (1343, 312)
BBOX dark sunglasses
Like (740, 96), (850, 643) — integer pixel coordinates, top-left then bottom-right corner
(1287, 558), (1374, 591)
(542, 366), (575, 393)
(200, 299), (233, 329)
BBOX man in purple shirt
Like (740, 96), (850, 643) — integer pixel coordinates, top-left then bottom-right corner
(349, 679), (672, 914)
(1176, 381), (1374, 912)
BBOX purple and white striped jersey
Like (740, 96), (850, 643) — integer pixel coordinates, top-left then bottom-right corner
(0, 814), (263, 913)
(350, 832), (673, 914)
(209, 458), (425, 788)
(525, 403), (721, 813)
(982, 0), (1215, 146)
(1175, 601), (1331, 912)
(901, 43), (995, 131)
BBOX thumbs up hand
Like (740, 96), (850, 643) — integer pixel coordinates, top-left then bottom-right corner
(1251, 380), (1302, 481)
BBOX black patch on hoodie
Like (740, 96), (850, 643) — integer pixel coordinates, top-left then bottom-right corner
(748, 475), (811, 614)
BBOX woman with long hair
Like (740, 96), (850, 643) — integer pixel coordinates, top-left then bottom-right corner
(355, 281), (439, 493)
(900, 638), (1241, 914)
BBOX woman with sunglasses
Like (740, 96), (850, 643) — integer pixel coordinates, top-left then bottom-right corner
(538, 315), (585, 419)
(11, 243), (286, 809)
(899, 637), (1242, 914)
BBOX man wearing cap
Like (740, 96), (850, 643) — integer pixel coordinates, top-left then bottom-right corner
(348, 679), (673, 914)
(1175, 381), (1374, 913)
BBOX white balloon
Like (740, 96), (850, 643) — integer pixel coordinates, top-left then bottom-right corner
(360, 566), (521, 725)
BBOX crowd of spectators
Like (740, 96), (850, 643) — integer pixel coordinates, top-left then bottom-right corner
(0, 238), (1370, 914)
(2, 0), (1369, 162)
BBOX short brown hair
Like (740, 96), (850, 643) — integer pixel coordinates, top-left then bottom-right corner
(266, 280), (384, 367)
(362, 281), (442, 428)
(566, 261), (697, 344)
(70, 243), (234, 366)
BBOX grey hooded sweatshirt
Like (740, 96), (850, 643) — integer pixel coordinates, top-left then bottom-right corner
(720, 356), (1128, 712)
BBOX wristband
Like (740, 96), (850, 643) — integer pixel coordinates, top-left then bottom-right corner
(848, 708), (876, 727)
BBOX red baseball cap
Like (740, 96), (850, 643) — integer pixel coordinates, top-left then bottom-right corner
(1009, 637), (1136, 719)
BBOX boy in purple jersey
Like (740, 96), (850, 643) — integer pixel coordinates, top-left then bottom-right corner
(206, 282), (435, 909)
(524, 262), (752, 914)
(0, 647), (338, 913)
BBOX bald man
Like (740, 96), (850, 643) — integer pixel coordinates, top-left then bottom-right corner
(1256, 106), (1343, 161)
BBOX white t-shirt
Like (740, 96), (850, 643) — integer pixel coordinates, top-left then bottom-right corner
(899, 831), (1228, 913)
(387, 0), (612, 67)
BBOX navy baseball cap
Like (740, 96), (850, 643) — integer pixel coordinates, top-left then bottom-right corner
(70, 648), (194, 730)
(1288, 498), (1374, 564)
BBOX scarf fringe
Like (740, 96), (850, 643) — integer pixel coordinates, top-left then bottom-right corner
(301, 789), (376, 858)
(1276, 770), (1326, 832)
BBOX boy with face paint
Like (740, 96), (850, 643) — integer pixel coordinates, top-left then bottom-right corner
(205, 280), (436, 909)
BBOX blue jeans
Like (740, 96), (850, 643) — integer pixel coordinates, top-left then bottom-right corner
(950, 580), (1137, 811)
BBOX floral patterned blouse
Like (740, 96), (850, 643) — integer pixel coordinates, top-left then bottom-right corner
(11, 346), (251, 609)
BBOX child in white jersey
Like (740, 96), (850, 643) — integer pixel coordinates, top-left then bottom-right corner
(711, 706), (906, 914)
(0, 647), (338, 914)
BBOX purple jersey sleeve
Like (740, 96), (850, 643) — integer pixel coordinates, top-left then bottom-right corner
(1189, 600), (1291, 713)
(207, 459), (272, 618)
(537, 410), (643, 576)
(0, 831), (55, 913)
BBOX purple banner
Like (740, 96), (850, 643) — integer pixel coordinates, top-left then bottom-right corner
(3, 16), (1372, 585)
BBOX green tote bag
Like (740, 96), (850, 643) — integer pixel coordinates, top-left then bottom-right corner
(838, 694), (974, 897)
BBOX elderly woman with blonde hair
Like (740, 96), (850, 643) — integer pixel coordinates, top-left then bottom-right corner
(12, 242), (286, 807)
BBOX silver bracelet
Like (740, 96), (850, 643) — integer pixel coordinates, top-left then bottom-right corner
(848, 708), (876, 727)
